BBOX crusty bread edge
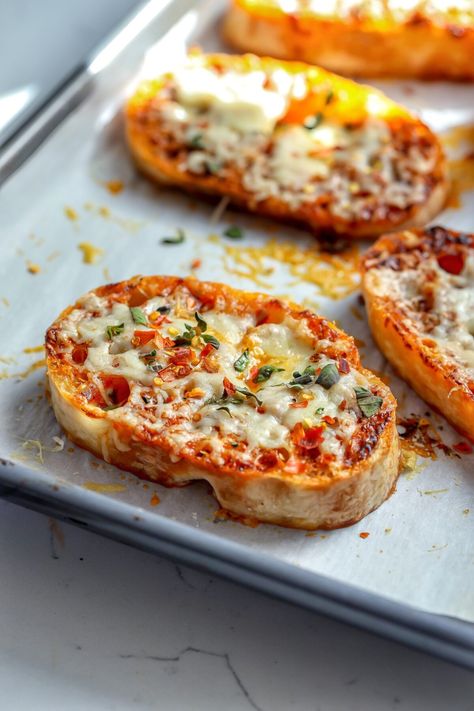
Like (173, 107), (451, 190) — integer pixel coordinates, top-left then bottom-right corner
(128, 143), (448, 241)
(222, 4), (474, 81)
(47, 364), (399, 531)
(362, 269), (474, 441)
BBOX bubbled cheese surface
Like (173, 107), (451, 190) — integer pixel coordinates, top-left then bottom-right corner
(57, 285), (375, 468)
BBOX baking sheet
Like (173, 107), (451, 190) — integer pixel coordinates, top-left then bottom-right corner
(0, 0), (473, 625)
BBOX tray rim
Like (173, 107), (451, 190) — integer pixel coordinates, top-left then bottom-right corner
(0, 0), (472, 670)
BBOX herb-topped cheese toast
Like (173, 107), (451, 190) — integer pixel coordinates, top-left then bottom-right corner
(46, 276), (399, 529)
(362, 226), (474, 440)
(223, 1), (474, 81)
(125, 52), (447, 239)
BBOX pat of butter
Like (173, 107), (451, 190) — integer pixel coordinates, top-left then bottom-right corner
(174, 67), (287, 134)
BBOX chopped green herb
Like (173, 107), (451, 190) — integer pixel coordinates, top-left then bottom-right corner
(325, 89), (334, 106)
(161, 228), (185, 245)
(206, 160), (221, 175)
(173, 323), (195, 346)
(230, 442), (239, 448)
(233, 349), (250, 372)
(235, 386), (262, 406)
(106, 323), (125, 340)
(288, 365), (315, 387)
(223, 225), (243, 240)
(304, 112), (323, 130)
(254, 364), (284, 383)
(189, 133), (204, 149)
(202, 334), (220, 349)
(315, 406), (325, 415)
(194, 312), (207, 332)
(142, 395), (151, 405)
(217, 406), (233, 417)
(354, 387), (383, 418)
(130, 307), (147, 326)
(316, 362), (340, 390)
(156, 305), (170, 314)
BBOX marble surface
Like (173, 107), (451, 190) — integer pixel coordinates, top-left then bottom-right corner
(1, 499), (473, 711)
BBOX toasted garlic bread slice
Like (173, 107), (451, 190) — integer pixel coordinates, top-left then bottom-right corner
(46, 276), (399, 529)
(223, 1), (474, 81)
(125, 52), (447, 239)
(362, 226), (474, 440)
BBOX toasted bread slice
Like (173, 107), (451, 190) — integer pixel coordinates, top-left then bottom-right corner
(362, 226), (474, 440)
(125, 52), (447, 239)
(46, 276), (399, 529)
(223, 1), (474, 81)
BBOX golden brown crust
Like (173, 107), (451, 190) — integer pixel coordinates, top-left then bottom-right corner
(223, 1), (474, 81)
(361, 226), (474, 440)
(125, 53), (447, 240)
(46, 275), (400, 529)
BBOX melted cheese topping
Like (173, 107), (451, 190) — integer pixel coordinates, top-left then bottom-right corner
(152, 57), (437, 218)
(375, 253), (474, 375)
(57, 286), (376, 469)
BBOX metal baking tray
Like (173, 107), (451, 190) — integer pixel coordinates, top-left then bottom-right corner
(0, 0), (473, 668)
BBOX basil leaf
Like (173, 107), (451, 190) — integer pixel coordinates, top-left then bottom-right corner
(233, 349), (250, 372)
(235, 386), (262, 406)
(105, 323), (125, 340)
(316, 362), (340, 390)
(130, 307), (147, 326)
(223, 225), (243, 240)
(202, 334), (220, 349)
(161, 228), (185, 245)
(194, 312), (207, 332)
(254, 365), (284, 383)
(354, 387), (383, 418)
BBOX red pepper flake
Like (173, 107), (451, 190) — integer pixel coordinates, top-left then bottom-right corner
(256, 405), (266, 414)
(150, 493), (160, 506)
(339, 399), (347, 411)
(101, 375), (130, 406)
(223, 377), (236, 396)
(289, 400), (308, 409)
(323, 415), (337, 426)
(291, 422), (324, 449)
(133, 330), (155, 346)
(437, 252), (465, 275)
(453, 441), (473, 455)
(249, 365), (259, 382)
(337, 358), (350, 374)
(169, 347), (193, 365)
(359, 532), (370, 539)
(191, 258), (202, 270)
(200, 342), (215, 360)
(72, 344), (88, 364)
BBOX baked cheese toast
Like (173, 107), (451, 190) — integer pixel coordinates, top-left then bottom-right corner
(223, 1), (474, 81)
(362, 226), (474, 440)
(125, 52), (447, 239)
(46, 276), (399, 529)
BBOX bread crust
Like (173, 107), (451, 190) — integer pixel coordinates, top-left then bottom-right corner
(362, 226), (474, 440)
(223, 1), (474, 81)
(46, 276), (399, 529)
(125, 52), (447, 240)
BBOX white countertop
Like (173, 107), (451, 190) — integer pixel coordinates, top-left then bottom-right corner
(1, 1), (473, 707)
(1, 499), (473, 711)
